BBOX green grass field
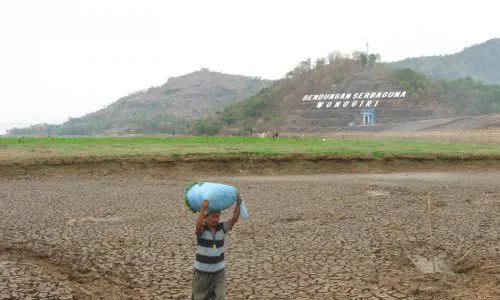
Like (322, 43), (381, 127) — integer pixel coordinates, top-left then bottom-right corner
(1, 136), (498, 162)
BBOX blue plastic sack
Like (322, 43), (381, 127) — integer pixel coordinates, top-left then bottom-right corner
(184, 182), (248, 219)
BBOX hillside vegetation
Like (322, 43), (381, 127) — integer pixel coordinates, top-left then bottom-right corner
(386, 38), (500, 84)
(188, 51), (500, 135)
(7, 69), (272, 136)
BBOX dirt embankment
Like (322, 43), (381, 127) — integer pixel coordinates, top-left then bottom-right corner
(1, 153), (499, 180)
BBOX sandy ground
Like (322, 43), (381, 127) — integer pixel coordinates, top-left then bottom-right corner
(0, 170), (499, 300)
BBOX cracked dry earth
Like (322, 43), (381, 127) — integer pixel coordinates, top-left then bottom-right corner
(0, 171), (499, 300)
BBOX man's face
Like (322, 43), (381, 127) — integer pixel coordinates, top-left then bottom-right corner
(205, 212), (220, 228)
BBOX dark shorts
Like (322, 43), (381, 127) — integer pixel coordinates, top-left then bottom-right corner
(192, 268), (225, 300)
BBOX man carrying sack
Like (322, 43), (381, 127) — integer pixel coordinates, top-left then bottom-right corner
(191, 193), (243, 300)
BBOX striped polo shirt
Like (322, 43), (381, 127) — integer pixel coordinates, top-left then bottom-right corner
(194, 221), (230, 273)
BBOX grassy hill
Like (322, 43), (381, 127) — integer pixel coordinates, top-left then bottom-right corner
(386, 38), (500, 84)
(190, 54), (500, 135)
(7, 69), (272, 136)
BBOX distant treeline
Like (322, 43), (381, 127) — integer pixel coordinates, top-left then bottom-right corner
(8, 113), (187, 136)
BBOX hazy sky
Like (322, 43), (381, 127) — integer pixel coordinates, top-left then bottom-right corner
(0, 0), (498, 134)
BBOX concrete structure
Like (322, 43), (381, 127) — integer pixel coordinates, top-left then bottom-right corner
(361, 108), (375, 125)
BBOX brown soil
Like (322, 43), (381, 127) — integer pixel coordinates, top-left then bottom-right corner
(1, 156), (499, 299)
(1, 153), (499, 180)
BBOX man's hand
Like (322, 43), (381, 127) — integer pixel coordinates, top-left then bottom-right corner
(201, 199), (209, 209)
(196, 199), (209, 234)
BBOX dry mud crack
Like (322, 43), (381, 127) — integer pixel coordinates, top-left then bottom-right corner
(0, 245), (139, 300)
(1, 169), (499, 299)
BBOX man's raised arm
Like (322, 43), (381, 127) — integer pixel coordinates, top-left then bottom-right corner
(228, 193), (242, 231)
(195, 199), (208, 234)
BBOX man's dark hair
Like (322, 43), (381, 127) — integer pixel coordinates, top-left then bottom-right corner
(205, 210), (221, 217)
